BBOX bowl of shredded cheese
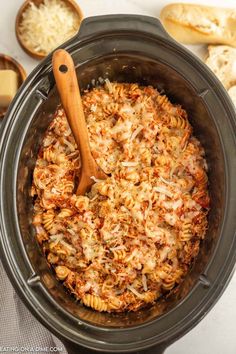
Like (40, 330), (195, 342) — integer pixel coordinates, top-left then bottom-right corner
(15, 0), (83, 59)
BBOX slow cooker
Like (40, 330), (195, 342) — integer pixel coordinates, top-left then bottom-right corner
(0, 15), (236, 354)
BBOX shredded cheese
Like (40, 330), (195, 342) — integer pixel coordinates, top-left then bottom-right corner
(19, 0), (81, 55)
(32, 82), (209, 313)
(90, 176), (104, 183)
(105, 78), (113, 94)
(127, 285), (143, 298)
(142, 274), (148, 291)
(154, 186), (174, 198)
(130, 126), (143, 141)
(121, 161), (139, 167)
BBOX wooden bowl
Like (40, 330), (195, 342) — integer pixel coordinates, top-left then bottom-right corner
(0, 54), (27, 119)
(15, 0), (83, 60)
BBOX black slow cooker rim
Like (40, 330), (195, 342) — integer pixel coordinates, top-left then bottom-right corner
(0, 15), (236, 353)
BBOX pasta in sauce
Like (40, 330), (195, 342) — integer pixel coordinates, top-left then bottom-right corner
(32, 82), (209, 312)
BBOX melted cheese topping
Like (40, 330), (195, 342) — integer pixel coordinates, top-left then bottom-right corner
(32, 82), (209, 312)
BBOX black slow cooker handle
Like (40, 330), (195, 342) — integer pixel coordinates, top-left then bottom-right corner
(77, 14), (172, 42)
(62, 339), (167, 354)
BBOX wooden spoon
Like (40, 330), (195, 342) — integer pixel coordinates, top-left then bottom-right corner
(52, 49), (107, 195)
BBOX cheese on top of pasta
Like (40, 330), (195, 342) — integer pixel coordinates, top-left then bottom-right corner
(32, 82), (209, 313)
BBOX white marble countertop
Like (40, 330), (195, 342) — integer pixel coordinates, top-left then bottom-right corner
(0, 1), (235, 353)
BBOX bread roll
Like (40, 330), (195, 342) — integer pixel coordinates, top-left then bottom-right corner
(228, 86), (236, 106)
(160, 3), (236, 47)
(205, 45), (236, 89)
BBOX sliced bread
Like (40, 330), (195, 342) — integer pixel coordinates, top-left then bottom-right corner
(205, 45), (236, 89)
(160, 3), (236, 47)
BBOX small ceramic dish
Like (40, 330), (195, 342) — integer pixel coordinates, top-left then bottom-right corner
(15, 0), (83, 60)
(0, 54), (27, 119)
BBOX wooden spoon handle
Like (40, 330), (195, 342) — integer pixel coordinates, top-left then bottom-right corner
(52, 49), (92, 164)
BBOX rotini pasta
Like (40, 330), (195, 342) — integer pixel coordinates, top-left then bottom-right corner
(42, 210), (55, 232)
(179, 220), (192, 242)
(162, 275), (176, 291)
(47, 252), (59, 264)
(73, 195), (89, 211)
(82, 294), (108, 312)
(43, 149), (67, 165)
(55, 265), (71, 280)
(104, 102), (119, 115)
(156, 94), (170, 109)
(32, 82), (209, 313)
(112, 249), (127, 261)
(57, 208), (74, 218)
(165, 115), (189, 130)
